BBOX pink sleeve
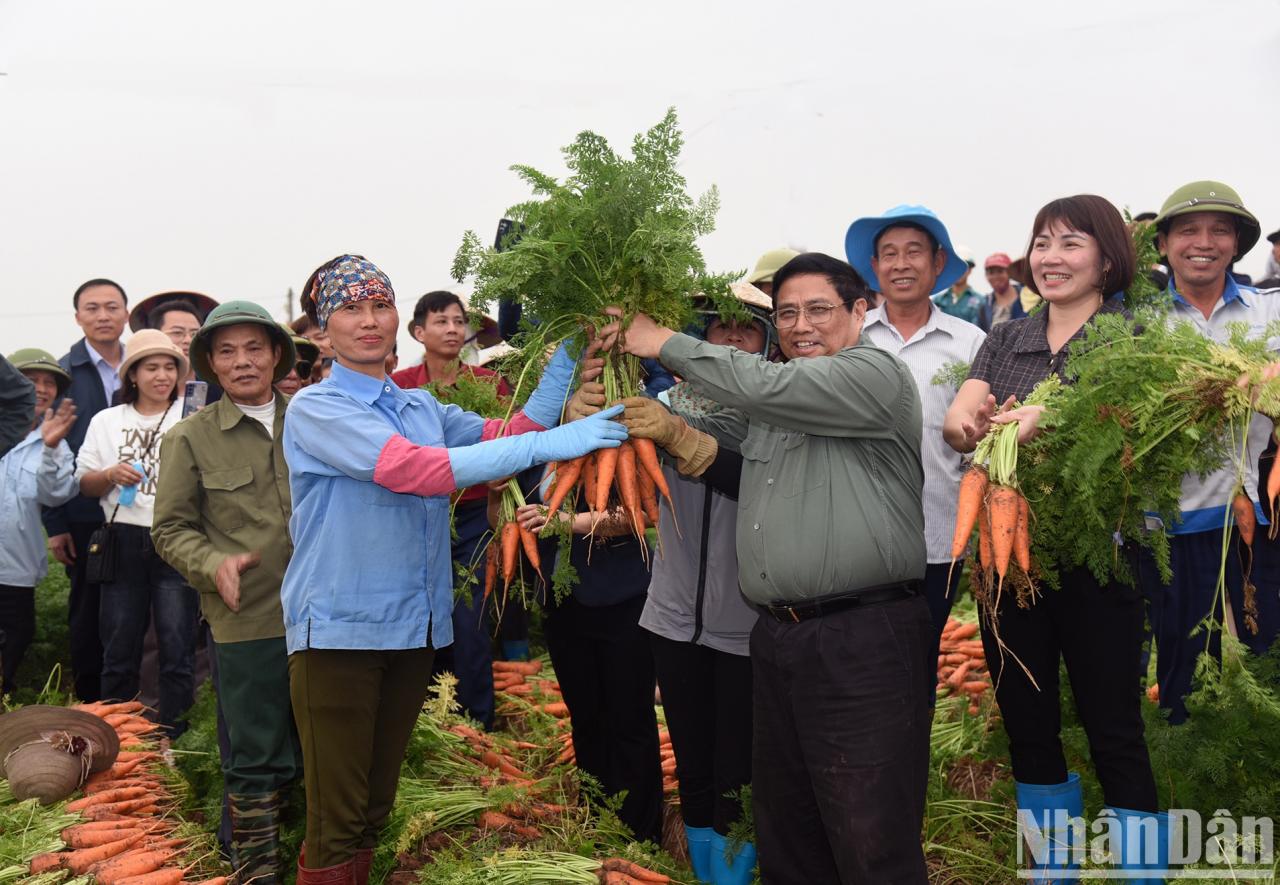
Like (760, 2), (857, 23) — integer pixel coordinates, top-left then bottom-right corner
(480, 409), (545, 441)
(372, 435), (457, 497)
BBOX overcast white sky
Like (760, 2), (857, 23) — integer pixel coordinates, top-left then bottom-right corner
(2, 0), (1278, 357)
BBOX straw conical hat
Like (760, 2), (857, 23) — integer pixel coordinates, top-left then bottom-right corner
(0, 706), (119, 775)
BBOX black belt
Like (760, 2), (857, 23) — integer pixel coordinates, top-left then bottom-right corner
(764, 580), (922, 623)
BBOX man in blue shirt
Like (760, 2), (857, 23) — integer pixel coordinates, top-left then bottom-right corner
(43, 278), (130, 702)
(1141, 180), (1280, 724)
(931, 246), (987, 328)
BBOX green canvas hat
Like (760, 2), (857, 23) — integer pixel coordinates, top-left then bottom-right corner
(1154, 180), (1261, 260)
(8, 349), (71, 395)
(190, 301), (296, 384)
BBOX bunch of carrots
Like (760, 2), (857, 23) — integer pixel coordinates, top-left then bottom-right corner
(27, 701), (224, 885)
(542, 435), (670, 547)
(934, 618), (993, 716)
(485, 484), (543, 607)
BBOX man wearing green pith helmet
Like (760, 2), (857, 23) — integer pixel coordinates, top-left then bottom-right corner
(1139, 180), (1280, 715)
(151, 301), (302, 885)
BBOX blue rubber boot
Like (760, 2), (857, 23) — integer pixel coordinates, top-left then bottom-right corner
(1108, 807), (1169, 885)
(684, 825), (713, 883)
(501, 639), (530, 661)
(1015, 772), (1084, 883)
(708, 830), (756, 885)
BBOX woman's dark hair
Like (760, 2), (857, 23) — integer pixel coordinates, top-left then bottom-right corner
(1025, 195), (1136, 297)
(121, 356), (181, 405)
(410, 291), (467, 331)
(73, 278), (128, 310)
(770, 252), (873, 311)
(146, 298), (203, 330)
(289, 315), (314, 335)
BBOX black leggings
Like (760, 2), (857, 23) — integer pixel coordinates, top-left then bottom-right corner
(649, 632), (753, 835)
(982, 567), (1157, 811)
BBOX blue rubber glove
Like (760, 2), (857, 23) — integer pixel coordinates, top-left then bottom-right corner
(520, 342), (577, 429)
(448, 404), (627, 489)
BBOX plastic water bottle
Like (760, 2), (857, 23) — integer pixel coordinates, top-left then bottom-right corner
(118, 461), (146, 507)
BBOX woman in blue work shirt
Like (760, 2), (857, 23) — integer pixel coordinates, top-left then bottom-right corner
(281, 255), (626, 885)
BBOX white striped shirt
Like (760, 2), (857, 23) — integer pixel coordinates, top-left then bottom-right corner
(863, 305), (986, 563)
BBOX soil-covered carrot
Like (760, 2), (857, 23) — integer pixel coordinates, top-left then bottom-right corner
(632, 437), (671, 507)
(977, 504), (993, 571)
(86, 758), (144, 784)
(66, 786), (150, 811)
(600, 857), (672, 883)
(544, 455), (586, 515)
(90, 848), (177, 885)
(636, 456), (659, 524)
(616, 440), (644, 538)
(501, 520), (520, 592)
(519, 525), (543, 580)
(1234, 492), (1256, 547)
(483, 540), (499, 601)
(988, 485), (1019, 579)
(63, 827), (147, 849)
(63, 833), (147, 875)
(492, 660), (542, 675)
(951, 467), (988, 559)
(28, 853), (65, 875)
(114, 868), (186, 885)
(1014, 493), (1032, 573)
(595, 447), (619, 514)
(581, 452), (599, 516)
(480, 750), (530, 780)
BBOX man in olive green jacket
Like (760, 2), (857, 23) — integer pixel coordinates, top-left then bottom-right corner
(152, 301), (300, 885)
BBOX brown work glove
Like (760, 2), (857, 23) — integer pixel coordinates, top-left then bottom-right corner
(619, 396), (718, 477)
(565, 381), (606, 422)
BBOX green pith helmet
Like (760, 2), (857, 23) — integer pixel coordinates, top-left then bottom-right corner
(190, 301), (296, 384)
(746, 248), (801, 284)
(8, 349), (71, 395)
(1154, 180), (1261, 260)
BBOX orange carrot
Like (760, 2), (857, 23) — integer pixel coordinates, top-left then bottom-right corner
(542, 702), (570, 718)
(90, 848), (177, 884)
(1014, 493), (1032, 573)
(947, 622), (978, 641)
(601, 872), (644, 885)
(501, 520), (520, 593)
(63, 827), (147, 849)
(632, 437), (671, 507)
(951, 467), (988, 559)
(63, 820), (162, 836)
(1234, 493), (1256, 547)
(636, 458), (659, 525)
(947, 661), (972, 688)
(480, 750), (529, 780)
(86, 758), (143, 784)
(67, 786), (150, 811)
(616, 440), (644, 538)
(988, 485), (1019, 579)
(492, 660), (542, 675)
(29, 852), (65, 875)
(483, 539), (499, 602)
(600, 858), (672, 883)
(595, 447), (619, 514)
(63, 833), (147, 875)
(977, 503), (992, 571)
(518, 525), (543, 580)
(114, 868), (186, 885)
(544, 455), (586, 515)
(961, 681), (989, 695)
(189, 878), (229, 885)
(476, 810), (519, 831)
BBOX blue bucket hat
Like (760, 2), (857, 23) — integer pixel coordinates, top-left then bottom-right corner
(844, 205), (968, 294)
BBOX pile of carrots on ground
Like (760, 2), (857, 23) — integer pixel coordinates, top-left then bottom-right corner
(935, 618), (993, 716)
(544, 436), (670, 542)
(26, 702), (224, 885)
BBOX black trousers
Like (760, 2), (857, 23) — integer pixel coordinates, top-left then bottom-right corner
(751, 595), (932, 885)
(543, 593), (663, 843)
(649, 633), (753, 835)
(66, 521), (105, 702)
(0, 586), (36, 694)
(982, 566), (1157, 811)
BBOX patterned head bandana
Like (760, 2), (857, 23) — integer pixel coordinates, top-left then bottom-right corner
(310, 255), (395, 330)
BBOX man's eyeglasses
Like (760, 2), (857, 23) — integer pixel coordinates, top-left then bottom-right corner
(771, 303), (841, 329)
